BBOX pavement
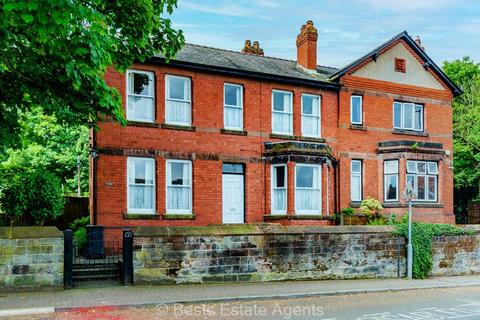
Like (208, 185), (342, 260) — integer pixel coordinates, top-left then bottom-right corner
(1, 275), (480, 316)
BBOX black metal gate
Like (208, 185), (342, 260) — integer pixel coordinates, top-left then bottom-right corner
(64, 227), (133, 289)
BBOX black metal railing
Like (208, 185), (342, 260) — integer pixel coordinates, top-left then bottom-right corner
(64, 227), (133, 289)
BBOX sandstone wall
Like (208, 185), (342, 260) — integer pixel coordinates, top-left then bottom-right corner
(133, 225), (406, 284)
(0, 227), (63, 290)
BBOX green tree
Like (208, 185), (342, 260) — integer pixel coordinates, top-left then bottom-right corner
(443, 57), (480, 217)
(0, 0), (184, 148)
(0, 167), (65, 225)
(0, 107), (90, 194)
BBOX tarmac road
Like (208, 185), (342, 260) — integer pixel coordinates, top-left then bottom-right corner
(4, 285), (480, 320)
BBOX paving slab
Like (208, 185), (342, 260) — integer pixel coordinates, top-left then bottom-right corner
(0, 275), (480, 312)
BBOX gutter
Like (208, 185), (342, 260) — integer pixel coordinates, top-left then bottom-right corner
(147, 57), (340, 91)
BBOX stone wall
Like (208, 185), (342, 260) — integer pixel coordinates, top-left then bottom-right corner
(431, 233), (480, 276)
(0, 227), (64, 290)
(133, 225), (406, 284)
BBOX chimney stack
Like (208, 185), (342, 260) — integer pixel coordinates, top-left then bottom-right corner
(414, 35), (425, 51)
(296, 20), (318, 71)
(241, 40), (264, 56)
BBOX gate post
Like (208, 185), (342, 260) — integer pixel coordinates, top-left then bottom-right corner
(64, 229), (73, 290)
(122, 229), (134, 286)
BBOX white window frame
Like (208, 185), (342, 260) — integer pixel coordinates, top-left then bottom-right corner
(393, 101), (424, 131)
(166, 159), (192, 214)
(165, 74), (192, 126)
(127, 157), (156, 214)
(294, 163), (322, 215)
(271, 90), (293, 135)
(223, 83), (244, 130)
(271, 164), (287, 215)
(350, 95), (363, 125)
(301, 93), (321, 138)
(350, 160), (362, 202)
(406, 160), (438, 202)
(126, 69), (155, 123)
(384, 160), (399, 202)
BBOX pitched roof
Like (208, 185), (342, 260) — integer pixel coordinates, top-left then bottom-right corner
(328, 31), (462, 96)
(150, 43), (339, 89)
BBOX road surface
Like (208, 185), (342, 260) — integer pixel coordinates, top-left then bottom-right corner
(4, 286), (480, 319)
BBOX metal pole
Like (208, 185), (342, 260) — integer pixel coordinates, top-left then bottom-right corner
(123, 229), (134, 285)
(64, 229), (73, 289)
(77, 155), (81, 197)
(407, 199), (413, 279)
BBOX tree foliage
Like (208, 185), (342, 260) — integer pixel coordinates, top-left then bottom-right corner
(0, 167), (65, 225)
(0, 107), (89, 194)
(443, 57), (480, 205)
(0, 0), (184, 148)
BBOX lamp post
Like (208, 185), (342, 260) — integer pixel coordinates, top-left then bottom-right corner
(404, 183), (414, 279)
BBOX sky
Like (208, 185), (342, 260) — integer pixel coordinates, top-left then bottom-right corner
(170, 0), (480, 68)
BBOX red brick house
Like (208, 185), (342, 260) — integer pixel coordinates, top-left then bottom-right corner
(90, 21), (461, 228)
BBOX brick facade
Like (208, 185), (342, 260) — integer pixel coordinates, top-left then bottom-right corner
(337, 78), (454, 223)
(91, 26), (459, 228)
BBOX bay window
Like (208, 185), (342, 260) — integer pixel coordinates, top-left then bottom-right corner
(166, 75), (191, 126)
(301, 94), (321, 137)
(406, 161), (438, 201)
(127, 157), (155, 214)
(126, 70), (155, 122)
(295, 164), (321, 214)
(271, 164), (287, 214)
(393, 102), (423, 131)
(272, 90), (293, 135)
(384, 160), (399, 202)
(166, 160), (192, 214)
(224, 83), (243, 130)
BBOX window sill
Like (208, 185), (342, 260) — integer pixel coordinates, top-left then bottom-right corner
(269, 133), (295, 140)
(349, 124), (366, 131)
(123, 213), (160, 220)
(264, 214), (334, 221)
(392, 129), (428, 137)
(127, 121), (160, 128)
(268, 134), (326, 143)
(350, 201), (362, 208)
(161, 123), (196, 131)
(163, 213), (196, 220)
(221, 128), (248, 136)
(297, 136), (326, 143)
(382, 202), (444, 208)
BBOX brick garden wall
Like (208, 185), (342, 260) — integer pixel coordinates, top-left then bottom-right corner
(0, 227), (64, 290)
(133, 225), (406, 284)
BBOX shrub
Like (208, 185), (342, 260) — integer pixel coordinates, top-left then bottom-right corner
(341, 207), (355, 216)
(69, 216), (90, 248)
(0, 167), (65, 225)
(74, 227), (87, 248)
(69, 216), (90, 231)
(359, 197), (383, 216)
(367, 216), (387, 225)
(393, 214), (474, 279)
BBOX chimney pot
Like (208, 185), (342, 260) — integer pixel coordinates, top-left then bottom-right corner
(414, 35), (425, 51)
(242, 40), (264, 56)
(296, 20), (318, 70)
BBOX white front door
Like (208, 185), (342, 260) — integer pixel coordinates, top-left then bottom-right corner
(222, 174), (244, 224)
